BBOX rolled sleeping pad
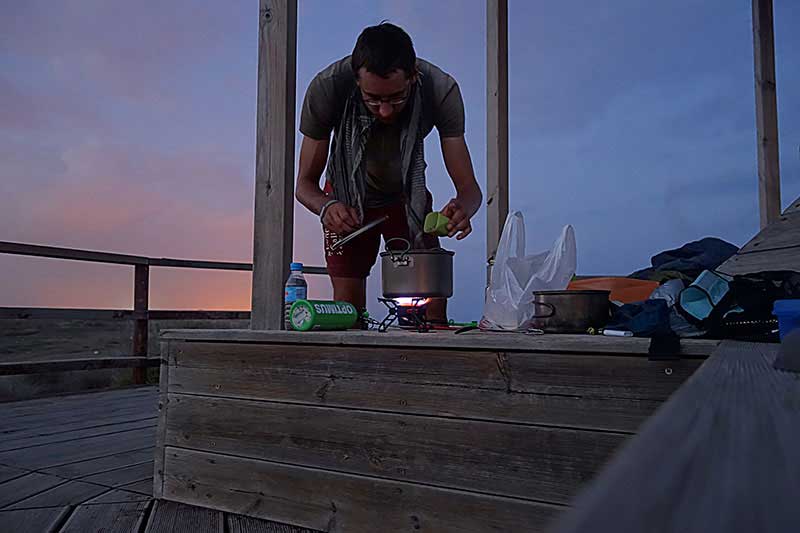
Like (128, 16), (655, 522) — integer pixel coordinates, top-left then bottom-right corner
(289, 300), (359, 331)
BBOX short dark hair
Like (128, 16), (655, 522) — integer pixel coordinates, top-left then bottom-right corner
(351, 22), (416, 78)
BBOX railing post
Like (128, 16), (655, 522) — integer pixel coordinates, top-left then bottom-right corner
(132, 264), (149, 384)
(487, 0), (509, 270)
(752, 0), (781, 229)
(251, 0), (297, 330)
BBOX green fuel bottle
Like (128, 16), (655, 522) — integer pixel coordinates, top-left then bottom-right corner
(289, 300), (358, 331)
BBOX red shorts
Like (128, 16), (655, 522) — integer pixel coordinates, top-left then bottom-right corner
(323, 184), (438, 279)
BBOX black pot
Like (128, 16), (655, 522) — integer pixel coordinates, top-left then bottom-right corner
(530, 290), (611, 333)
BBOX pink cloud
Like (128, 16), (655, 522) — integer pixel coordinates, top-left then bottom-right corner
(1, 139), (330, 310)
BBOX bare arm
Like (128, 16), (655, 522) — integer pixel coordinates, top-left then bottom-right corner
(295, 135), (359, 233)
(439, 135), (482, 239)
(295, 135), (331, 215)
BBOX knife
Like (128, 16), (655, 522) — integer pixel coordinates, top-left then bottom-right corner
(329, 215), (390, 251)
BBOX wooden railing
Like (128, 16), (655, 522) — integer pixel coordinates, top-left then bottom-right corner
(0, 241), (326, 382)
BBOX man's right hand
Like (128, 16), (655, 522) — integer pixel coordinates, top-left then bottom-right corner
(323, 202), (361, 234)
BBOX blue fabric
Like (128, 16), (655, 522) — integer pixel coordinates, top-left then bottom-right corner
(607, 299), (671, 337)
(631, 237), (738, 281)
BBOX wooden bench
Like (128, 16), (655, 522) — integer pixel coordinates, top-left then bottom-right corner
(154, 330), (716, 532)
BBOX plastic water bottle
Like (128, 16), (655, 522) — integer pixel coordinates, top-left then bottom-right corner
(284, 262), (308, 330)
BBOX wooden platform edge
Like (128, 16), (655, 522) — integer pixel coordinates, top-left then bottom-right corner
(159, 329), (719, 358)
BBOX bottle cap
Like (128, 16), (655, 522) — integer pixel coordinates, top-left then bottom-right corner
(290, 262), (304, 271)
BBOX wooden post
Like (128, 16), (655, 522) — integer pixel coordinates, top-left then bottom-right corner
(132, 264), (149, 384)
(752, 0), (781, 229)
(487, 0), (509, 266)
(251, 0), (298, 330)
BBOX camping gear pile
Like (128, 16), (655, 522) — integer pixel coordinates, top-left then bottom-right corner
(608, 240), (800, 342)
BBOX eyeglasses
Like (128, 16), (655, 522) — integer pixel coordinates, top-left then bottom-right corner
(361, 89), (410, 110)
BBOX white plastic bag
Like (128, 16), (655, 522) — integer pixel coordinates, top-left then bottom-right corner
(480, 212), (577, 330)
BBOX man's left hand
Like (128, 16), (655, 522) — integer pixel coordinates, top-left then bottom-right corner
(440, 198), (473, 240)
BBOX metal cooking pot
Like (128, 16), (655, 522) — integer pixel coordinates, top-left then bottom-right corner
(380, 238), (454, 299)
(531, 290), (611, 333)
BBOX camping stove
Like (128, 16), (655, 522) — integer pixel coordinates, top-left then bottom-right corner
(376, 297), (431, 333)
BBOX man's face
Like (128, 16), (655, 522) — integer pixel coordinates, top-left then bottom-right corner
(356, 67), (414, 124)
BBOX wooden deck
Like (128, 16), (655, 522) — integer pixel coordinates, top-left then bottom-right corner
(553, 341), (800, 532)
(0, 386), (317, 532)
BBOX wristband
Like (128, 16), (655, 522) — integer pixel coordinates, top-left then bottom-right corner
(319, 199), (340, 223)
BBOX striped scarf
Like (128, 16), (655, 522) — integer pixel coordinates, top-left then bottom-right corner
(325, 78), (430, 248)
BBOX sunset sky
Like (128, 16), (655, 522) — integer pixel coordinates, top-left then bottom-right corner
(1, 1), (798, 321)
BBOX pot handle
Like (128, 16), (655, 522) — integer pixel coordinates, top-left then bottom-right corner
(531, 301), (555, 319)
(385, 237), (411, 261)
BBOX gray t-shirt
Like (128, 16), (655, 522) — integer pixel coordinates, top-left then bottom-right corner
(300, 56), (465, 207)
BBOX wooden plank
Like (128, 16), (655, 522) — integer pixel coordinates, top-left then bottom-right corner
(486, 0), (509, 263)
(2, 401), (156, 436)
(0, 240), (147, 266)
(120, 478), (153, 496)
(60, 490), (152, 533)
(144, 498), (223, 533)
(0, 418), (156, 452)
(80, 461), (154, 488)
(752, 0), (781, 229)
(172, 342), (695, 401)
(0, 319), (132, 364)
(91, 488), (152, 503)
(506, 352), (702, 401)
(133, 264), (150, 386)
(717, 244), (800, 276)
(153, 341), (172, 499)
(0, 307), (138, 320)
(163, 447), (563, 533)
(0, 240), (324, 275)
(0, 356), (159, 376)
(0, 388), (154, 422)
(148, 257), (252, 271)
(148, 310), (251, 320)
(170, 366), (659, 433)
(172, 343), (507, 388)
(0, 507), (70, 533)
(165, 394), (624, 504)
(2, 395), (155, 431)
(0, 306), (255, 320)
(0, 240), (320, 274)
(148, 258), (325, 275)
(553, 342), (800, 533)
(6, 479), (110, 509)
(44, 448), (154, 479)
(1, 401), (152, 430)
(0, 472), (64, 508)
(228, 514), (319, 533)
(0, 464), (26, 484)
(0, 385), (154, 418)
(0, 427), (156, 470)
(1, 415), (156, 447)
(161, 329), (718, 357)
(250, 0), (298, 330)
(735, 209), (800, 255)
